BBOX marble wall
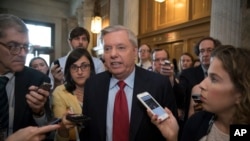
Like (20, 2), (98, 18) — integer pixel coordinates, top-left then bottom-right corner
(242, 0), (250, 48)
(0, 0), (72, 58)
(210, 0), (250, 49)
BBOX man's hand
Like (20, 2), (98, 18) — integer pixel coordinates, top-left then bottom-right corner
(193, 102), (203, 111)
(26, 85), (50, 115)
(160, 63), (174, 76)
(6, 125), (60, 141)
(57, 110), (76, 138)
(51, 65), (64, 86)
(160, 63), (175, 86)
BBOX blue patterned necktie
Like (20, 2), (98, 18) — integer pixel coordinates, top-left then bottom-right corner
(0, 76), (9, 131)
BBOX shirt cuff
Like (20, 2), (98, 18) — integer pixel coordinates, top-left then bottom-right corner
(33, 113), (47, 126)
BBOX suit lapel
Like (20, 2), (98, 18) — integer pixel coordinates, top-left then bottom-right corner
(129, 67), (148, 141)
(96, 72), (111, 139)
(13, 70), (30, 131)
(196, 66), (205, 82)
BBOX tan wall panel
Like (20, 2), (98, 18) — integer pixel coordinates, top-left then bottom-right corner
(187, 37), (204, 58)
(139, 0), (155, 34)
(172, 42), (184, 60)
(156, 0), (189, 28)
(138, 0), (211, 61)
(192, 0), (211, 20)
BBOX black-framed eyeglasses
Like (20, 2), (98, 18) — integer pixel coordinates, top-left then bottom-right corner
(153, 58), (168, 62)
(70, 63), (90, 72)
(139, 50), (150, 53)
(199, 48), (213, 54)
(0, 41), (32, 55)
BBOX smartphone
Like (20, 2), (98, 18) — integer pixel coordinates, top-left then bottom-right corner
(54, 59), (60, 67)
(137, 92), (169, 121)
(164, 60), (171, 66)
(192, 94), (202, 103)
(66, 114), (91, 123)
(39, 82), (52, 91)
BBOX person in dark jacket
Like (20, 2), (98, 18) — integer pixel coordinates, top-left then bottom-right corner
(148, 45), (250, 141)
(0, 14), (51, 140)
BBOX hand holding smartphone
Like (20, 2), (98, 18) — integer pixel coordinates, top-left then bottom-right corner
(164, 60), (171, 66)
(53, 60), (61, 72)
(54, 60), (60, 67)
(160, 60), (171, 66)
(66, 114), (91, 124)
(191, 94), (202, 103)
(39, 82), (52, 91)
(137, 92), (169, 121)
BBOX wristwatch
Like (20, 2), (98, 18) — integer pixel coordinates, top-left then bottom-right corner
(33, 110), (45, 117)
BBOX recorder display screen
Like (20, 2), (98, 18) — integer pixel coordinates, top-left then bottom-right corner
(142, 95), (165, 116)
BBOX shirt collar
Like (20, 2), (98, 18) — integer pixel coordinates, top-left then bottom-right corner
(110, 67), (135, 89)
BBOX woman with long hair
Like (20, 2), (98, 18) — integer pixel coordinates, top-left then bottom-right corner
(52, 48), (95, 141)
(148, 45), (250, 141)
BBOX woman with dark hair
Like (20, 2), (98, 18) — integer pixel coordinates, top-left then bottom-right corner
(148, 45), (250, 141)
(52, 48), (95, 141)
(29, 57), (49, 75)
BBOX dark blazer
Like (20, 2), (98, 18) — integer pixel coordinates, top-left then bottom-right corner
(80, 66), (177, 141)
(13, 67), (51, 132)
(178, 65), (205, 122)
(181, 111), (214, 141)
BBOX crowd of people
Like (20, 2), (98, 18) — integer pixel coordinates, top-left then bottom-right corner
(1, 13), (250, 141)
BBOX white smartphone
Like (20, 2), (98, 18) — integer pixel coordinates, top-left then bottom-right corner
(137, 92), (169, 121)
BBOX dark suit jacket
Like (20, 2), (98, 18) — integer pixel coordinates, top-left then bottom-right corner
(178, 65), (205, 122)
(181, 111), (214, 141)
(13, 67), (51, 132)
(80, 66), (177, 141)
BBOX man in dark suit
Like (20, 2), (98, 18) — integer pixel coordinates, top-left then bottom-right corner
(0, 14), (51, 140)
(178, 37), (221, 123)
(13, 67), (51, 131)
(79, 25), (177, 141)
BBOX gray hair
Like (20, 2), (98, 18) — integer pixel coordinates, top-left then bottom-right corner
(0, 14), (28, 38)
(100, 25), (138, 48)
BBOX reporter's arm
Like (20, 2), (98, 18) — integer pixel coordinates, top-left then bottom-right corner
(6, 125), (60, 141)
(147, 107), (179, 141)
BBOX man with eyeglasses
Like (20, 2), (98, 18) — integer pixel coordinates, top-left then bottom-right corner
(0, 14), (52, 140)
(176, 37), (221, 136)
(151, 48), (176, 85)
(137, 44), (152, 70)
(49, 27), (105, 89)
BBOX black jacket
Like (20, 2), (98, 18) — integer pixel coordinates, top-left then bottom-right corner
(181, 111), (214, 141)
(80, 66), (178, 141)
(13, 67), (51, 132)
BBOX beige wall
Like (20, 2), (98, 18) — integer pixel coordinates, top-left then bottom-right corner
(0, 0), (78, 59)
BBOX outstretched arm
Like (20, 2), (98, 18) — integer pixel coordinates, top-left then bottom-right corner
(147, 107), (179, 141)
(6, 125), (60, 141)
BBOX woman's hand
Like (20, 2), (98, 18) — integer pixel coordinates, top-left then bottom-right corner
(57, 110), (76, 138)
(147, 107), (179, 141)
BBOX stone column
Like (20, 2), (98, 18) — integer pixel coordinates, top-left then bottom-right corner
(241, 0), (250, 49)
(123, 0), (139, 35)
(109, 0), (120, 25)
(210, 0), (242, 47)
(82, 0), (95, 53)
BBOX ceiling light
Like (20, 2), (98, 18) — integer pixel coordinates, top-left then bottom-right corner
(155, 0), (165, 3)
